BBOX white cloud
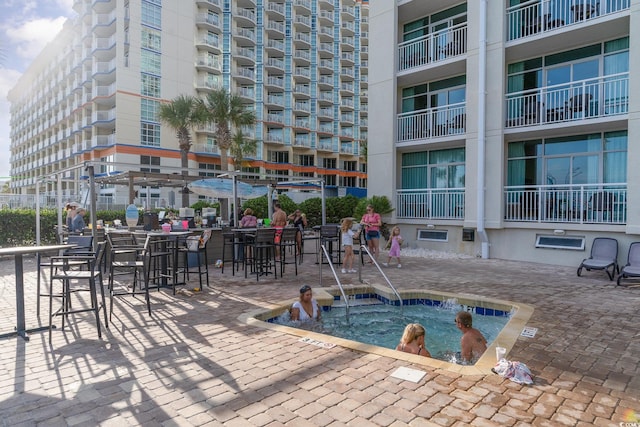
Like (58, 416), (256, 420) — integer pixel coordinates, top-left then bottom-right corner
(6, 16), (67, 60)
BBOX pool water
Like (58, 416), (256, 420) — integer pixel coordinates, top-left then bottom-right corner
(275, 301), (510, 362)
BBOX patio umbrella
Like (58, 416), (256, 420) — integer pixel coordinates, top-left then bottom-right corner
(188, 178), (268, 199)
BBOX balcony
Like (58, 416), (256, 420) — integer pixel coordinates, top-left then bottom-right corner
(196, 0), (222, 11)
(266, 1), (285, 17)
(234, 27), (256, 44)
(503, 184), (627, 224)
(294, 32), (311, 46)
(196, 12), (221, 29)
(234, 47), (256, 63)
(266, 113), (285, 124)
(294, 67), (311, 79)
(397, 102), (466, 142)
(401, 29), (466, 73)
(264, 132), (285, 144)
(505, 73), (629, 128)
(506, 0), (630, 42)
(294, 14), (311, 29)
(265, 76), (285, 89)
(319, 10), (334, 23)
(266, 20), (286, 35)
(293, 136), (311, 148)
(396, 188), (465, 220)
(294, 0), (311, 12)
(196, 55), (222, 72)
(234, 8), (256, 25)
(234, 67), (255, 83)
(266, 38), (285, 53)
(264, 58), (284, 71)
(192, 142), (220, 155)
(266, 95), (285, 107)
(294, 101), (311, 113)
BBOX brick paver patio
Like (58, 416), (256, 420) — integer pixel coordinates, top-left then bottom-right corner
(0, 249), (638, 426)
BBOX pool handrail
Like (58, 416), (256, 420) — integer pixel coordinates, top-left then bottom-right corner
(359, 244), (404, 306)
(319, 243), (350, 318)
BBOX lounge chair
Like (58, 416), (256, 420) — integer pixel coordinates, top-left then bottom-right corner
(617, 242), (640, 286)
(577, 237), (618, 281)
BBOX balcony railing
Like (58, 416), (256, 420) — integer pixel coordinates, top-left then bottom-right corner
(507, 0), (630, 41)
(398, 23), (467, 72)
(504, 184), (627, 224)
(505, 73), (628, 128)
(397, 102), (466, 142)
(396, 188), (465, 220)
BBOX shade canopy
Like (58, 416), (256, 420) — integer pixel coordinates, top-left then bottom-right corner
(188, 178), (268, 199)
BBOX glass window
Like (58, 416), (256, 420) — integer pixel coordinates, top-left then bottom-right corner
(142, 2), (162, 28)
(403, 18), (429, 41)
(401, 148), (465, 189)
(141, 123), (160, 146)
(141, 50), (161, 74)
(507, 131), (627, 186)
(141, 28), (161, 51)
(141, 98), (159, 122)
(141, 74), (160, 97)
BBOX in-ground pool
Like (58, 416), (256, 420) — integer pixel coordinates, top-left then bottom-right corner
(273, 302), (511, 363)
(240, 284), (534, 375)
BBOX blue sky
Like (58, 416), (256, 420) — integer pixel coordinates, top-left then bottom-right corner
(0, 0), (75, 182)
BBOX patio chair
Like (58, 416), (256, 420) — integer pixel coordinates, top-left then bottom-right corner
(577, 237), (619, 281)
(48, 242), (108, 344)
(179, 229), (211, 289)
(278, 227), (299, 276)
(617, 242), (640, 286)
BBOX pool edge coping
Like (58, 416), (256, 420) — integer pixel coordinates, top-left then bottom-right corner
(238, 285), (535, 376)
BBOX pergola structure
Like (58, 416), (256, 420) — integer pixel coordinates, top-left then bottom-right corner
(34, 162), (327, 248)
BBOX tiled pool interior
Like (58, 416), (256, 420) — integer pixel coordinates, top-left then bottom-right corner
(243, 285), (534, 375)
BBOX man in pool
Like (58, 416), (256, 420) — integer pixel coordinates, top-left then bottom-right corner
(290, 285), (321, 321)
(455, 311), (487, 363)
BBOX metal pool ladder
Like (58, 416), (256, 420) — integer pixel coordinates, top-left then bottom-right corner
(319, 243), (350, 318)
(359, 244), (404, 307)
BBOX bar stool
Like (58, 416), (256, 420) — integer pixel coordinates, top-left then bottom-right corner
(221, 227), (238, 275)
(48, 242), (108, 344)
(249, 228), (277, 281)
(146, 235), (179, 294)
(320, 225), (341, 265)
(179, 230), (211, 289)
(107, 232), (150, 319)
(279, 227), (299, 275)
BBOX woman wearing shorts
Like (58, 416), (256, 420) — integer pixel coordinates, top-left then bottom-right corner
(360, 204), (381, 263)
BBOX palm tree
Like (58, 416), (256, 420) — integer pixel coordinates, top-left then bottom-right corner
(202, 88), (256, 220)
(229, 129), (257, 170)
(202, 88), (256, 172)
(157, 95), (208, 207)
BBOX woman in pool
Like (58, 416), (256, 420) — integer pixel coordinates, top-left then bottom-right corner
(290, 285), (321, 322)
(396, 323), (431, 357)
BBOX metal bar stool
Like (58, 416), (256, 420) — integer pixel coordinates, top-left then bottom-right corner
(48, 242), (108, 344)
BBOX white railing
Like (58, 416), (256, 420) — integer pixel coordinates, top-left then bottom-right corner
(396, 188), (465, 220)
(505, 73), (628, 128)
(398, 23), (467, 72)
(397, 102), (466, 142)
(507, 0), (630, 41)
(504, 183), (627, 224)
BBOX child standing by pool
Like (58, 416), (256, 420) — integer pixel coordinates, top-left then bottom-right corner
(341, 218), (360, 273)
(383, 226), (403, 268)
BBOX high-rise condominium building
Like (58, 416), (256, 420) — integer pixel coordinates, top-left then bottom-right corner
(369, 0), (638, 266)
(8, 0), (369, 205)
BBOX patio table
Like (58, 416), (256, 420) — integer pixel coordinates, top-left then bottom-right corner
(0, 244), (72, 341)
